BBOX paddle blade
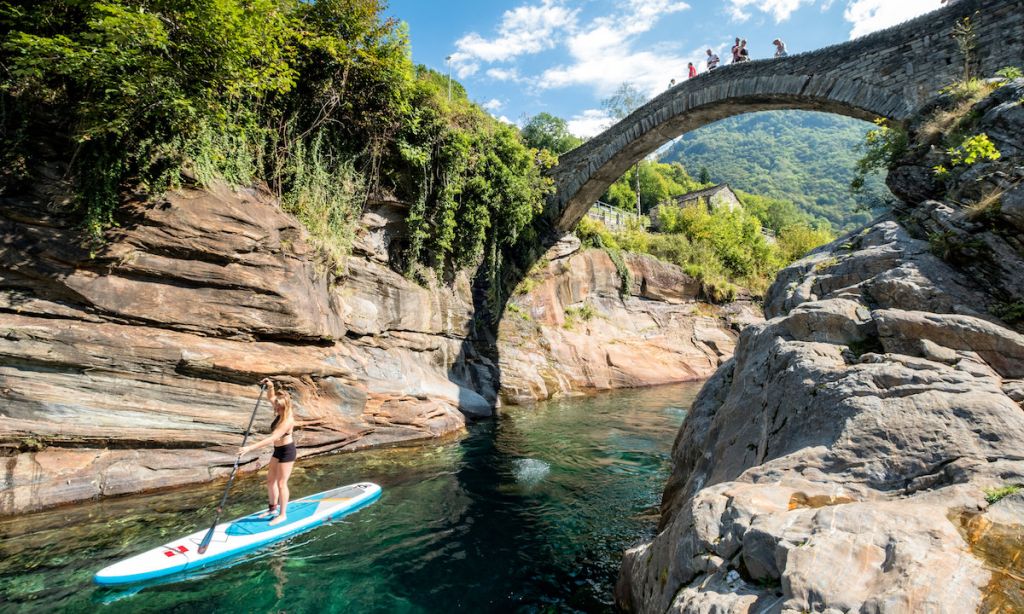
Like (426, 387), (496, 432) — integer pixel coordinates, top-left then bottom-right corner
(197, 523), (216, 555)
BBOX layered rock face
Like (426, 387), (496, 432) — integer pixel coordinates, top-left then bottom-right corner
(498, 241), (760, 404)
(0, 181), (750, 515)
(617, 83), (1024, 612)
(0, 184), (494, 514)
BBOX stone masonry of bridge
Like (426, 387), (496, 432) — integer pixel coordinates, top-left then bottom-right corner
(543, 0), (1024, 237)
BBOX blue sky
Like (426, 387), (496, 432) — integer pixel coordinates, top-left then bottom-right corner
(386, 0), (943, 135)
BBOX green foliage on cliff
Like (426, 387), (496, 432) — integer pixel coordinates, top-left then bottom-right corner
(661, 111), (893, 231)
(0, 0), (549, 274)
(984, 484), (1022, 505)
(576, 200), (832, 301)
(394, 68), (552, 275)
(850, 119), (908, 199)
(599, 161), (704, 213)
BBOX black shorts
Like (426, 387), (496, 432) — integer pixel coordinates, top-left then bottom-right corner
(272, 443), (297, 463)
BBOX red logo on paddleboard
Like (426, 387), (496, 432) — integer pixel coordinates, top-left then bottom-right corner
(163, 545), (189, 557)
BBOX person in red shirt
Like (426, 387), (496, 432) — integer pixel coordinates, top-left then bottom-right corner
(688, 62), (698, 79)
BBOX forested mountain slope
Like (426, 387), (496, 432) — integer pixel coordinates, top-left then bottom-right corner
(661, 110), (891, 231)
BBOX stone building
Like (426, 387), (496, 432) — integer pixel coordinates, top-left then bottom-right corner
(649, 184), (740, 229)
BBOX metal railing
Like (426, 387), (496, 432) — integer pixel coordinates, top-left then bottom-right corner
(585, 201), (645, 230)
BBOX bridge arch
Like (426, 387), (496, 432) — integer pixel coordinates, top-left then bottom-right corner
(543, 0), (1023, 235)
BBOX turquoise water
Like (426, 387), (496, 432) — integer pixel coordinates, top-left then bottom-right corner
(0, 383), (700, 613)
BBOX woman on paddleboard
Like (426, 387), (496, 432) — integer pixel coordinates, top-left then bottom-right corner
(239, 378), (296, 526)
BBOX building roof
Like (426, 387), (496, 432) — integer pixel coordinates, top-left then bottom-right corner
(674, 183), (734, 204)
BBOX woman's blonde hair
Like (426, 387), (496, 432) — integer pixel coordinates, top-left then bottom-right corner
(274, 392), (294, 424)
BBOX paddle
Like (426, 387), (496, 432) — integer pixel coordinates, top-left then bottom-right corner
(198, 382), (266, 555)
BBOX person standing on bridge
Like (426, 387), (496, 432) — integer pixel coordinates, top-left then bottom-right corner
(738, 39), (750, 62)
(706, 49), (720, 70)
(773, 38), (788, 58)
(731, 37), (741, 63)
(688, 62), (698, 79)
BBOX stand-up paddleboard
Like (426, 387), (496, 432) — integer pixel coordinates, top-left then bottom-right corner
(94, 482), (381, 586)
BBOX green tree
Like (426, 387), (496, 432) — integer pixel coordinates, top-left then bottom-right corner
(0, 0), (551, 278)
(601, 82), (647, 214)
(600, 160), (700, 212)
(521, 112), (583, 154)
(602, 82), (646, 120)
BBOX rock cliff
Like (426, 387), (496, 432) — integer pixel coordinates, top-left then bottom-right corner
(498, 241), (760, 404)
(0, 180), (749, 514)
(617, 81), (1024, 612)
(0, 184), (494, 515)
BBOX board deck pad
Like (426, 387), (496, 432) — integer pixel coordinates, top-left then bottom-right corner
(94, 482), (382, 586)
(225, 501), (320, 536)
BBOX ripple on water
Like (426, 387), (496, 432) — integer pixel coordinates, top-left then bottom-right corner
(513, 458), (551, 486)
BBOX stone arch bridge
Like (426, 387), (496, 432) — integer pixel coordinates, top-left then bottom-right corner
(541, 0), (1023, 238)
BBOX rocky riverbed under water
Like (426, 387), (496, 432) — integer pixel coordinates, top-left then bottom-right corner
(0, 383), (701, 613)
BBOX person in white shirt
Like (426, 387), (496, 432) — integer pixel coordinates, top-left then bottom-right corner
(773, 38), (788, 58)
(706, 49), (720, 70)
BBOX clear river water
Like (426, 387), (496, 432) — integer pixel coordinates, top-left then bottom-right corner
(0, 383), (702, 613)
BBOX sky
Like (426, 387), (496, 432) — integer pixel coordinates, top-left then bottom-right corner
(385, 0), (945, 136)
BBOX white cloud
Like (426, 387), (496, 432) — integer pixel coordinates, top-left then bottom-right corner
(482, 98), (504, 112)
(497, 115), (515, 124)
(727, 0), (814, 23)
(450, 0), (578, 77)
(538, 0), (694, 97)
(843, 0), (944, 39)
(726, 0), (941, 36)
(486, 67), (523, 82)
(567, 108), (613, 137)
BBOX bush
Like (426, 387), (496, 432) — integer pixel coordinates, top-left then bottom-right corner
(563, 303), (597, 330)
(996, 66), (1023, 81)
(655, 201), (782, 279)
(941, 78), (990, 101)
(576, 217), (620, 250)
(947, 133), (1001, 166)
(1, 0), (550, 277)
(984, 484), (1022, 504)
(577, 202), (831, 302)
(851, 119), (907, 195)
(778, 224), (833, 262)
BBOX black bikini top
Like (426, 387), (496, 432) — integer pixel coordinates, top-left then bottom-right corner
(271, 415), (293, 436)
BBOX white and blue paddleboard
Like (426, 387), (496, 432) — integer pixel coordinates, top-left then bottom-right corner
(94, 482), (382, 586)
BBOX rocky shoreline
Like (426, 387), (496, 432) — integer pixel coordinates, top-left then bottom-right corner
(617, 81), (1024, 612)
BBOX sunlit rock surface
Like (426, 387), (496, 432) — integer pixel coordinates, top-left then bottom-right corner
(497, 246), (759, 404)
(0, 185), (490, 514)
(617, 82), (1024, 613)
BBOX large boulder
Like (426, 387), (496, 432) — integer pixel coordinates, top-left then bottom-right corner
(618, 217), (1024, 612)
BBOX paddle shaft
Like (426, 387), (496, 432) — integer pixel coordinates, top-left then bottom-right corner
(198, 383), (266, 554)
